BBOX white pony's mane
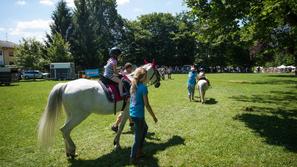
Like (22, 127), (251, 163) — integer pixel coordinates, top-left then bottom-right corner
(128, 63), (152, 77)
(127, 63), (154, 83)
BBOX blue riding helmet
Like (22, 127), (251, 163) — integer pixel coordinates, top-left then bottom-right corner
(109, 47), (122, 57)
(199, 68), (205, 72)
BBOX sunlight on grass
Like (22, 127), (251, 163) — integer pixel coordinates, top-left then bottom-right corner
(0, 74), (296, 166)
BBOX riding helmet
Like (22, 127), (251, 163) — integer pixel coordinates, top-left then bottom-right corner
(109, 47), (122, 57)
(199, 67), (205, 72)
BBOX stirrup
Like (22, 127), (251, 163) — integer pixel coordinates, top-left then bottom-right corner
(129, 122), (134, 127)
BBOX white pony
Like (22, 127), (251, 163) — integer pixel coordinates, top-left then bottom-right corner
(38, 63), (160, 158)
(197, 72), (210, 103)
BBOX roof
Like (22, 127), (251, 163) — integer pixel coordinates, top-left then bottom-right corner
(0, 40), (17, 48)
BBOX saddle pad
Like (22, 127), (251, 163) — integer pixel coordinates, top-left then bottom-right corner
(108, 84), (123, 102)
(98, 80), (123, 102)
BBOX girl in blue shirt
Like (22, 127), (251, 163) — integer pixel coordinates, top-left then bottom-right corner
(129, 67), (158, 164)
(188, 65), (197, 101)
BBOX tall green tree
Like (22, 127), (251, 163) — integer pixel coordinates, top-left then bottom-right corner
(46, 0), (72, 45)
(15, 38), (46, 70)
(70, 0), (97, 69)
(47, 33), (73, 62)
(172, 12), (198, 65)
(138, 13), (178, 65)
(89, 0), (124, 66)
(120, 13), (180, 65)
(70, 0), (124, 68)
(120, 12), (199, 66)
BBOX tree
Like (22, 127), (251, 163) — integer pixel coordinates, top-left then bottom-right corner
(172, 12), (198, 65)
(70, 0), (124, 68)
(15, 38), (46, 70)
(186, 0), (297, 75)
(120, 13), (180, 65)
(119, 12), (202, 66)
(138, 13), (179, 65)
(47, 33), (73, 62)
(46, 0), (72, 46)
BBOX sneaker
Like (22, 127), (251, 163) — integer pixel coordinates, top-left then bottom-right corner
(129, 122), (134, 127)
(111, 125), (118, 132)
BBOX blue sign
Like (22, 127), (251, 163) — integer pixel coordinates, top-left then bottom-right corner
(85, 69), (99, 77)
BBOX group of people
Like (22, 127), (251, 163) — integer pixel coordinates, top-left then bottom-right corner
(103, 47), (158, 165)
(103, 48), (211, 164)
(187, 65), (210, 102)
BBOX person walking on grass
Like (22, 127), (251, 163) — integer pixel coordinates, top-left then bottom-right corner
(187, 65), (197, 102)
(111, 63), (134, 132)
(129, 67), (158, 165)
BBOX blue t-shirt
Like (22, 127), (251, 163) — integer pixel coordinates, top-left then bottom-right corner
(129, 83), (148, 118)
(188, 71), (197, 85)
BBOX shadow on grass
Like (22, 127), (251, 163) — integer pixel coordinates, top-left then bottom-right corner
(232, 90), (297, 152)
(234, 108), (297, 152)
(193, 97), (218, 105)
(122, 131), (161, 141)
(0, 83), (19, 87)
(205, 98), (218, 105)
(68, 135), (185, 167)
(242, 106), (297, 118)
(266, 74), (296, 78)
(229, 74), (297, 85)
(20, 79), (48, 82)
(230, 90), (297, 105)
(232, 79), (297, 85)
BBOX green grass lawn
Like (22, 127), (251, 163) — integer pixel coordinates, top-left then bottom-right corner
(0, 74), (297, 167)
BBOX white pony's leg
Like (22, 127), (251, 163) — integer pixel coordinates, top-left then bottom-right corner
(197, 84), (201, 102)
(113, 105), (129, 149)
(201, 88), (205, 103)
(199, 82), (208, 104)
(198, 83), (204, 103)
(60, 109), (90, 158)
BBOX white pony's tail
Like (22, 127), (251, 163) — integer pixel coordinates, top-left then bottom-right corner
(38, 83), (67, 149)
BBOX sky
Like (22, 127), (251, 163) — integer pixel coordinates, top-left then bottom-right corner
(0, 0), (188, 44)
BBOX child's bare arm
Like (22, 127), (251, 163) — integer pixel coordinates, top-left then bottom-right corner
(113, 64), (119, 75)
(143, 94), (158, 123)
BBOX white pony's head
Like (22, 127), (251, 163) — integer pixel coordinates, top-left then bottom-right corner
(141, 60), (161, 88)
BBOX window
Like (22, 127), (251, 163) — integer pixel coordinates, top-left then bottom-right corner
(9, 51), (14, 57)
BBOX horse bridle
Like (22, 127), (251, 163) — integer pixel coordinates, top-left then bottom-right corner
(147, 68), (160, 87)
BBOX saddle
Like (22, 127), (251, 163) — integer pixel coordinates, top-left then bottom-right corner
(98, 75), (131, 114)
(198, 77), (210, 85)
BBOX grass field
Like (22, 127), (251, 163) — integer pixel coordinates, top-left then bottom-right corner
(0, 73), (297, 167)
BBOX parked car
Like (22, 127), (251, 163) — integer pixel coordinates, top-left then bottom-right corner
(42, 72), (50, 79)
(21, 70), (43, 79)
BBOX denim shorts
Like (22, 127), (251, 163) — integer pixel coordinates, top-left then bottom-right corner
(188, 84), (195, 95)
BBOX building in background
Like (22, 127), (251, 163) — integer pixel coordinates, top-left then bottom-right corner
(0, 40), (17, 66)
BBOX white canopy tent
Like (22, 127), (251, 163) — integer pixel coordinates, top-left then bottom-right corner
(277, 65), (287, 69)
(286, 65), (296, 69)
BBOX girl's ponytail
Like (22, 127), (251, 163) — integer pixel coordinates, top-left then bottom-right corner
(130, 78), (137, 94)
(130, 67), (147, 95)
